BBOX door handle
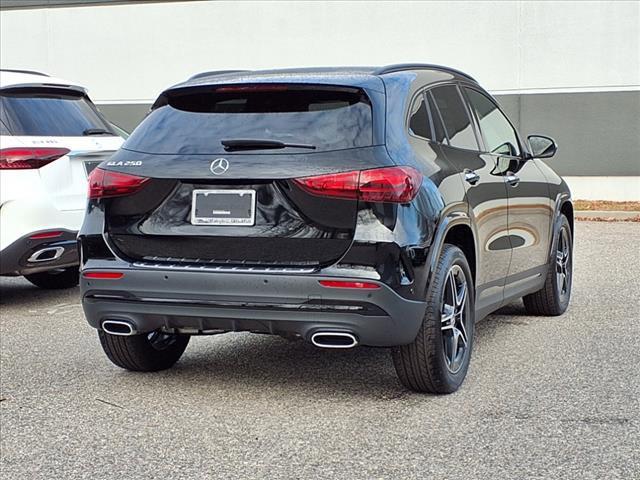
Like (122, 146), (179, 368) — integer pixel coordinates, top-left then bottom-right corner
(464, 169), (480, 185)
(506, 172), (520, 186)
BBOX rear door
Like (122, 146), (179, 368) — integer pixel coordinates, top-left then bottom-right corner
(463, 87), (552, 299)
(429, 85), (511, 315)
(102, 84), (392, 269)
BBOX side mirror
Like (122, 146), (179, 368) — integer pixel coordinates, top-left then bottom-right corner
(527, 135), (557, 159)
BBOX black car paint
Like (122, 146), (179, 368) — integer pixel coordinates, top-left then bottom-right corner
(79, 67), (572, 346)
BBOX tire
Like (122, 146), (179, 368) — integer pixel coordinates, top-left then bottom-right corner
(98, 330), (190, 372)
(523, 214), (573, 316)
(24, 266), (79, 289)
(392, 244), (475, 394)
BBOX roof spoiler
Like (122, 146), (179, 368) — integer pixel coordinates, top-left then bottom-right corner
(0, 68), (50, 77)
(0, 82), (87, 94)
(188, 70), (251, 81)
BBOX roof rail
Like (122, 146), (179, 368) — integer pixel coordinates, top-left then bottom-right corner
(188, 70), (251, 81)
(373, 64), (476, 82)
(0, 68), (50, 77)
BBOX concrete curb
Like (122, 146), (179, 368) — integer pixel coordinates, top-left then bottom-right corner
(576, 210), (640, 220)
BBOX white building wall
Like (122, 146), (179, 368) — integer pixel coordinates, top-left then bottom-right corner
(1, 0), (638, 103)
(1, 0), (639, 200)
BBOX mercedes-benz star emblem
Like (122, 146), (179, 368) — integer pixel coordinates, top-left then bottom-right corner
(210, 157), (229, 175)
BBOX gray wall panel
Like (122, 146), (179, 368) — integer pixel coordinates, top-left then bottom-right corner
(514, 91), (640, 176)
(96, 103), (149, 133)
(96, 90), (640, 177)
(493, 95), (521, 131)
(496, 91), (640, 176)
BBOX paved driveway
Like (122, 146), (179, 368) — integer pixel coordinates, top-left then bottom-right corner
(1, 221), (638, 479)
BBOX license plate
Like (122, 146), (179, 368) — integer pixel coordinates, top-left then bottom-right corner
(190, 189), (256, 226)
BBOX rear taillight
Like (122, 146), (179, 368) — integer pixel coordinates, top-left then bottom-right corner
(294, 166), (422, 203)
(0, 147), (70, 170)
(88, 167), (149, 199)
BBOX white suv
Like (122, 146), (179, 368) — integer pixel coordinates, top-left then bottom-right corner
(0, 69), (124, 288)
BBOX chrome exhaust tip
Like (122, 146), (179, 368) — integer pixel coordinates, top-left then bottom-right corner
(310, 332), (358, 349)
(27, 246), (65, 263)
(102, 320), (137, 336)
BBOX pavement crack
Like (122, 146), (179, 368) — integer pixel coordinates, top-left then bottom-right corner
(96, 398), (124, 409)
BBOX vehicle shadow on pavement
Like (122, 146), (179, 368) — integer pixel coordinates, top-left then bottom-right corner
(163, 302), (528, 397)
(0, 276), (529, 397)
(168, 301), (525, 387)
(173, 334), (406, 397)
(0, 279), (79, 308)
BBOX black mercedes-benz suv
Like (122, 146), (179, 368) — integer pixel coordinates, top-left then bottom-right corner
(80, 65), (573, 393)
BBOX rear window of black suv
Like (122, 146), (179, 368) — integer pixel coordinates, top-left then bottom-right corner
(123, 85), (374, 155)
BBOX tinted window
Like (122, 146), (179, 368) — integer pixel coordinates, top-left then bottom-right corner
(465, 88), (520, 156)
(426, 92), (448, 144)
(0, 119), (10, 136)
(0, 88), (114, 136)
(408, 93), (430, 139)
(126, 85), (373, 154)
(431, 85), (478, 150)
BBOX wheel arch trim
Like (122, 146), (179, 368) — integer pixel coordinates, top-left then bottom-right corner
(548, 193), (573, 265)
(424, 210), (477, 294)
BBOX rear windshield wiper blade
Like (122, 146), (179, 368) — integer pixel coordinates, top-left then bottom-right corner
(221, 139), (316, 151)
(83, 128), (114, 136)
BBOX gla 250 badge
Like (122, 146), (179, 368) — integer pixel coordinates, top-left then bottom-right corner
(210, 158), (229, 175)
(106, 160), (142, 167)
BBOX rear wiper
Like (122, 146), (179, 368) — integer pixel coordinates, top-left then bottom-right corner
(221, 139), (316, 151)
(83, 128), (113, 136)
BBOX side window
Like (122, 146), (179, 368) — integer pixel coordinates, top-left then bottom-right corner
(408, 93), (430, 139)
(426, 92), (448, 144)
(464, 88), (521, 156)
(431, 85), (478, 150)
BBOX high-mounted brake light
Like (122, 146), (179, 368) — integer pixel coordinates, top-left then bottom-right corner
(294, 166), (422, 203)
(215, 85), (290, 93)
(82, 271), (124, 279)
(0, 147), (70, 170)
(319, 280), (381, 289)
(88, 168), (149, 199)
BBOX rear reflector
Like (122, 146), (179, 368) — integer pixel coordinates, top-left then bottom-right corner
(30, 231), (63, 240)
(319, 280), (380, 289)
(294, 166), (422, 203)
(88, 167), (149, 199)
(82, 271), (124, 279)
(0, 147), (70, 170)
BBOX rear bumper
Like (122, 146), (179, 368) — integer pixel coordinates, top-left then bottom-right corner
(0, 230), (79, 276)
(81, 266), (427, 347)
(0, 198), (84, 251)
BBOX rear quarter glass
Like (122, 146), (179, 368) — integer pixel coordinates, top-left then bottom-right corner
(122, 85), (374, 154)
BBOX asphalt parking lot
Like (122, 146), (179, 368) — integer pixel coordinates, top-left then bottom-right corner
(1, 221), (638, 480)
